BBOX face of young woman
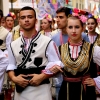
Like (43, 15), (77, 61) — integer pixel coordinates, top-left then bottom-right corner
(87, 18), (97, 33)
(66, 18), (83, 43)
(41, 19), (51, 31)
(5, 16), (14, 29)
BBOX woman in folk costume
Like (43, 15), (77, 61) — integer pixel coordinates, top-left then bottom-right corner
(40, 13), (53, 38)
(87, 16), (99, 44)
(5, 12), (15, 33)
(87, 16), (100, 77)
(84, 45), (100, 95)
(7, 6), (64, 100)
(49, 15), (98, 100)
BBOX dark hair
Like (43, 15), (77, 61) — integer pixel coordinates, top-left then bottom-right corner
(56, 7), (71, 17)
(87, 17), (98, 25)
(0, 9), (3, 18)
(19, 6), (36, 18)
(67, 16), (84, 27)
(5, 15), (14, 20)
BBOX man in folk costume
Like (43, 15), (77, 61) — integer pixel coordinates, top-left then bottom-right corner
(0, 9), (10, 100)
(7, 6), (63, 100)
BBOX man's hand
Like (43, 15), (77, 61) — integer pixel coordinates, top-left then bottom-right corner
(84, 78), (96, 86)
(12, 74), (29, 88)
(28, 74), (45, 86)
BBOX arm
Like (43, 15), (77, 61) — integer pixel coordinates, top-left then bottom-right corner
(93, 46), (100, 66)
(29, 41), (64, 86)
(6, 32), (12, 49)
(7, 45), (29, 88)
(83, 45), (99, 87)
(93, 76), (100, 93)
(43, 41), (64, 74)
(0, 50), (8, 92)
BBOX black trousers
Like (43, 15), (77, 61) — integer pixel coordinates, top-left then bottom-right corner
(0, 93), (4, 100)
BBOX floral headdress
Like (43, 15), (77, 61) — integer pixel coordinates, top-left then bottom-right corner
(44, 13), (52, 21)
(7, 12), (16, 20)
(97, 18), (100, 23)
(70, 8), (88, 23)
(87, 13), (100, 23)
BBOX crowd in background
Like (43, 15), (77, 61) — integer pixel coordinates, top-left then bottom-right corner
(1, 6), (100, 100)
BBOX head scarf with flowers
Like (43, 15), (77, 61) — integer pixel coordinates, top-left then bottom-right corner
(44, 13), (52, 22)
(6, 12), (16, 20)
(70, 8), (88, 23)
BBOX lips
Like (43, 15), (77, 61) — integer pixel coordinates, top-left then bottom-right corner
(72, 34), (77, 37)
(88, 27), (93, 30)
(24, 23), (30, 26)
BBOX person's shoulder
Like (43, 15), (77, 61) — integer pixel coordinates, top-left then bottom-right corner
(11, 36), (21, 45)
(40, 33), (51, 40)
(82, 32), (87, 36)
(52, 30), (60, 38)
(0, 26), (9, 33)
(51, 29), (59, 36)
(39, 30), (45, 35)
(13, 25), (20, 30)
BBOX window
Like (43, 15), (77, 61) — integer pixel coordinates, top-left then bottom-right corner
(76, 3), (78, 8)
(21, 0), (32, 2)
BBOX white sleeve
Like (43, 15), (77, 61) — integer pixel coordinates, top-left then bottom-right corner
(6, 32), (12, 49)
(0, 49), (9, 93)
(93, 46), (100, 66)
(0, 49), (8, 76)
(43, 41), (64, 74)
(6, 45), (17, 71)
(94, 76), (100, 93)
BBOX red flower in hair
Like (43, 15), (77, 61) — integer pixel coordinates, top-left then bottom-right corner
(79, 10), (86, 15)
(7, 12), (16, 20)
(73, 8), (79, 14)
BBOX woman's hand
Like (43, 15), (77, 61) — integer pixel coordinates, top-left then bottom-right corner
(49, 65), (63, 74)
(84, 78), (96, 86)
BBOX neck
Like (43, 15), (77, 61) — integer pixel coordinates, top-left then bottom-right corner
(6, 27), (12, 31)
(69, 38), (82, 44)
(88, 31), (97, 35)
(61, 28), (67, 35)
(44, 28), (52, 32)
(23, 28), (37, 38)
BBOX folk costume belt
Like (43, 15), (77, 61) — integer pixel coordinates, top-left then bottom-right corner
(63, 75), (90, 91)
(14, 66), (50, 93)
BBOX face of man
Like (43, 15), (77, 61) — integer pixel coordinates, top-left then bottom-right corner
(19, 10), (37, 31)
(56, 12), (67, 29)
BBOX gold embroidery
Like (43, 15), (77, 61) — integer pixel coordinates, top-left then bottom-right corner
(94, 34), (100, 46)
(13, 29), (20, 40)
(61, 42), (91, 75)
